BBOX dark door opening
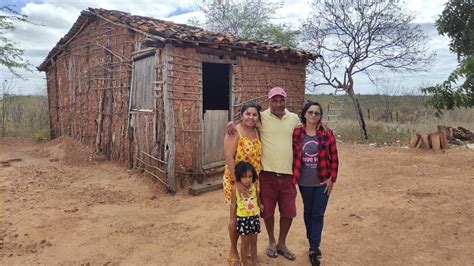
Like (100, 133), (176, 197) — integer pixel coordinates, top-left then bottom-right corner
(202, 63), (230, 113)
(201, 62), (231, 166)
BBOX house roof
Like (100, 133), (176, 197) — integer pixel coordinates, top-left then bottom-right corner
(38, 8), (319, 71)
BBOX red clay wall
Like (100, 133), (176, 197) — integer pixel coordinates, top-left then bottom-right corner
(170, 47), (307, 180)
(45, 18), (140, 162)
(45, 19), (307, 188)
(233, 57), (307, 113)
(169, 47), (203, 179)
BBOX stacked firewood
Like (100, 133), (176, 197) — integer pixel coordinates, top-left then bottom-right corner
(450, 126), (474, 142)
(410, 126), (473, 150)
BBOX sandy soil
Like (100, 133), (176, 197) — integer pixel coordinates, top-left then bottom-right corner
(1, 137), (473, 265)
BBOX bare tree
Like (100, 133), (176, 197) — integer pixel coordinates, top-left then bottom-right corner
(375, 81), (401, 122)
(303, 0), (433, 139)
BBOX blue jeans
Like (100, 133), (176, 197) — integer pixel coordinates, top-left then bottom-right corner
(298, 185), (329, 252)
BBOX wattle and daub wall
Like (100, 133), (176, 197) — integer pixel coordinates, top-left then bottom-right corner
(44, 17), (308, 188)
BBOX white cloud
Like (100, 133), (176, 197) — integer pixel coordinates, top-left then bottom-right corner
(22, 3), (80, 29)
(167, 10), (203, 25)
(405, 0), (447, 23)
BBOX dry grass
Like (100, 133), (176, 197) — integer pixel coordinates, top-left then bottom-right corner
(0, 95), (49, 138)
(305, 94), (474, 144)
(335, 118), (474, 145)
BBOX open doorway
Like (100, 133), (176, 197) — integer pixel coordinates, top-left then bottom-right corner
(202, 63), (230, 113)
(201, 62), (231, 167)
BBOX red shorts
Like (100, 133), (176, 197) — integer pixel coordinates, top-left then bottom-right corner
(259, 171), (297, 219)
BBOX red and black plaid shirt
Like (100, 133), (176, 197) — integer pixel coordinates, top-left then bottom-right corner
(292, 126), (339, 185)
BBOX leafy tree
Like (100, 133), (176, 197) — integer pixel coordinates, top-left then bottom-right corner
(422, 0), (474, 113)
(303, 0), (433, 139)
(258, 23), (300, 48)
(0, 6), (32, 77)
(436, 0), (473, 57)
(191, 0), (300, 48)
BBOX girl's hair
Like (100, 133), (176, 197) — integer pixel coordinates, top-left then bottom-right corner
(234, 161), (257, 183)
(300, 101), (323, 125)
(240, 100), (262, 123)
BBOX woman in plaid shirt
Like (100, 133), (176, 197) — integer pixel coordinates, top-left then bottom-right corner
(292, 101), (339, 266)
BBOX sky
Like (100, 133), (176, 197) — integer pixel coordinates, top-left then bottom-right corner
(0, 0), (458, 95)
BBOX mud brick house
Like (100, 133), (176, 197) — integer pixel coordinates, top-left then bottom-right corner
(38, 8), (318, 192)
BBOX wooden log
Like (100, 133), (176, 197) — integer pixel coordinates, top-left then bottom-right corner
(169, 96), (201, 101)
(420, 133), (430, 149)
(190, 102), (198, 173)
(95, 87), (105, 153)
(163, 43), (176, 193)
(145, 114), (150, 158)
(189, 178), (223, 196)
(178, 102), (185, 144)
(141, 151), (167, 165)
(410, 133), (421, 148)
(154, 49), (165, 161)
(105, 44), (114, 160)
(430, 133), (441, 150)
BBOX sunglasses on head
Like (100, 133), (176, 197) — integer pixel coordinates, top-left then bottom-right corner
(307, 111), (321, 116)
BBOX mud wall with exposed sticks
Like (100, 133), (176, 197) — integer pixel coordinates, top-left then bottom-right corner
(44, 17), (308, 190)
(169, 47), (307, 182)
(45, 18), (139, 162)
(231, 56), (307, 118)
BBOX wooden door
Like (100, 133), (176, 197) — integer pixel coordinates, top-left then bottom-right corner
(202, 110), (228, 167)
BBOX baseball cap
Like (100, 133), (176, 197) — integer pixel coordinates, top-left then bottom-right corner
(268, 87), (287, 99)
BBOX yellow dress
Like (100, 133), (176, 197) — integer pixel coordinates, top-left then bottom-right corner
(223, 128), (262, 202)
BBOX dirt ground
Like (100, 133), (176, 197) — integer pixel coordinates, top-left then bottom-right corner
(1, 137), (473, 265)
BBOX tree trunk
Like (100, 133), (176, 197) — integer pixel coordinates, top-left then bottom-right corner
(347, 86), (368, 139)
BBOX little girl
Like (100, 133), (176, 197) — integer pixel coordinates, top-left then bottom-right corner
(230, 161), (262, 266)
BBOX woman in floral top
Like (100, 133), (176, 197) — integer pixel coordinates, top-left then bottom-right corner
(223, 100), (262, 265)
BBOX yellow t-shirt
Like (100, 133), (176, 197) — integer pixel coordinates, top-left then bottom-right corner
(259, 108), (300, 174)
(236, 183), (260, 217)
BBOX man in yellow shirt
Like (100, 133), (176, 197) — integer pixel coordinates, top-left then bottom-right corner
(258, 87), (300, 261)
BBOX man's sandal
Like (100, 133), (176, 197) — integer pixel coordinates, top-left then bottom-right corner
(227, 257), (241, 266)
(266, 245), (278, 258)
